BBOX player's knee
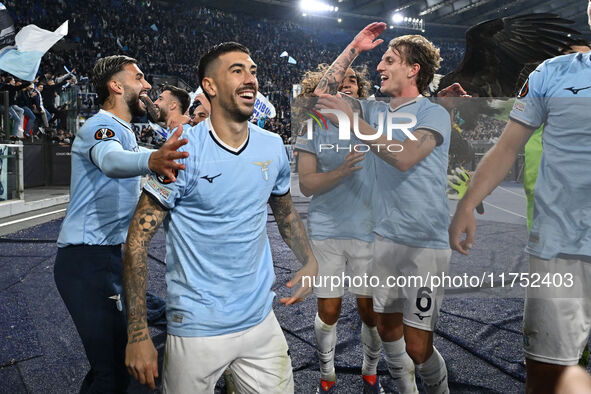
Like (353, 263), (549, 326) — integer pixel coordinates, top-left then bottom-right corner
(376, 315), (403, 342)
(318, 299), (342, 324)
(526, 358), (567, 394)
(405, 339), (431, 364)
(356, 298), (377, 326)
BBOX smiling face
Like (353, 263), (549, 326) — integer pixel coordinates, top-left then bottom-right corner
(154, 90), (176, 122)
(190, 104), (209, 126)
(376, 46), (415, 97)
(117, 63), (151, 117)
(338, 68), (360, 98)
(204, 51), (258, 122)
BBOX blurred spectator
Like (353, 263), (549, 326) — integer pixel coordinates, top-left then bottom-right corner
(4, 0), (465, 145)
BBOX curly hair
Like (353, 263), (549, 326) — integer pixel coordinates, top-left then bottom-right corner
(389, 35), (442, 95)
(293, 64), (371, 134)
(298, 63), (371, 99)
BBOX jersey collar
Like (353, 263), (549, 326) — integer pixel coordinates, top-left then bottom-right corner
(206, 117), (250, 155)
(99, 109), (133, 132)
(388, 95), (423, 112)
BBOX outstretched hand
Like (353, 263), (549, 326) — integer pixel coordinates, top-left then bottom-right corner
(148, 127), (189, 182)
(351, 22), (387, 52)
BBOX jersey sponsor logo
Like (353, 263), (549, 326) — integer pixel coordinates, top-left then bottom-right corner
(200, 173), (222, 183)
(564, 85), (591, 95)
(157, 169), (178, 185)
(146, 177), (171, 199)
(94, 128), (115, 140)
(518, 78), (529, 98)
(253, 160), (272, 181)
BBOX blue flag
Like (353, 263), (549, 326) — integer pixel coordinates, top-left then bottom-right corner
(0, 20), (68, 81)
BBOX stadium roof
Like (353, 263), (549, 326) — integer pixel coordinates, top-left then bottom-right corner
(190, 0), (591, 39)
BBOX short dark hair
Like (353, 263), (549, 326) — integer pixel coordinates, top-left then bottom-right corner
(162, 85), (191, 114)
(198, 42), (250, 100)
(92, 55), (138, 105)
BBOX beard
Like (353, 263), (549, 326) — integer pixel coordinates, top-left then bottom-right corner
(223, 93), (254, 123)
(156, 106), (168, 123)
(124, 88), (146, 117)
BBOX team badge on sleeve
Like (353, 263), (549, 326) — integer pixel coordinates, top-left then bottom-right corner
(157, 169), (178, 184)
(518, 78), (529, 98)
(94, 128), (115, 140)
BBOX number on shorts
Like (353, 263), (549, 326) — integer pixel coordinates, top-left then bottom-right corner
(416, 287), (432, 312)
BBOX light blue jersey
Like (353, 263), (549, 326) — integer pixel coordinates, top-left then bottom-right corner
(57, 110), (150, 247)
(294, 123), (376, 242)
(510, 53), (591, 259)
(143, 118), (291, 337)
(361, 98), (451, 249)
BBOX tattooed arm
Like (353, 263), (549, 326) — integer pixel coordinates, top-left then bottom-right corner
(314, 22), (386, 96)
(268, 192), (318, 305)
(123, 192), (168, 389)
(357, 116), (439, 171)
(314, 94), (440, 171)
(139, 93), (162, 125)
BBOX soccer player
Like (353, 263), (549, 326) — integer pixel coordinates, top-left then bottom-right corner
(122, 42), (318, 393)
(315, 23), (452, 394)
(522, 40), (591, 230)
(189, 92), (211, 126)
(295, 64), (384, 393)
(53, 55), (188, 393)
(152, 84), (191, 129)
(449, 5), (591, 393)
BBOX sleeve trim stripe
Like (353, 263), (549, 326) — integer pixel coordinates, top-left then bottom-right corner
(294, 147), (316, 154)
(271, 188), (290, 197)
(417, 127), (444, 146)
(509, 116), (539, 129)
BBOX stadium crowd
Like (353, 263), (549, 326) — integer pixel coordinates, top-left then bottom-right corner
(460, 115), (506, 142)
(3, 0), (466, 145)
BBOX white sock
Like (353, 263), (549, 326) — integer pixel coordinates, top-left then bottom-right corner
(382, 337), (418, 394)
(361, 323), (381, 376)
(415, 347), (449, 394)
(314, 313), (337, 381)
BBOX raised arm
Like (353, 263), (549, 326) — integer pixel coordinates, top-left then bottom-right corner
(123, 192), (168, 389)
(268, 192), (318, 305)
(449, 119), (534, 254)
(314, 22), (386, 96)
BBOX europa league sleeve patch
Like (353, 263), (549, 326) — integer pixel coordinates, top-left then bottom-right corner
(157, 168), (178, 184)
(518, 78), (529, 98)
(94, 128), (116, 140)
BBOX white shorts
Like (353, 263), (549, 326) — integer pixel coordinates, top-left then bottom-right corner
(163, 310), (294, 393)
(311, 238), (374, 298)
(523, 254), (591, 365)
(371, 235), (451, 331)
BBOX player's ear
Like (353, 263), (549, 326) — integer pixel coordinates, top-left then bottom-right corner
(408, 63), (420, 79)
(108, 78), (123, 95)
(202, 77), (216, 99)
